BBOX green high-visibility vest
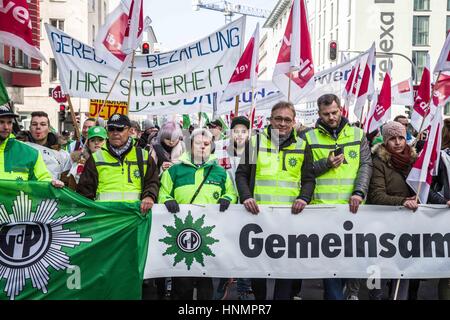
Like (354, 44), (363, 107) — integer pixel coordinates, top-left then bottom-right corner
(254, 128), (306, 205)
(305, 123), (363, 204)
(92, 146), (148, 202)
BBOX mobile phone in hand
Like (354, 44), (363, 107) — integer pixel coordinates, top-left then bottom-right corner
(334, 147), (344, 157)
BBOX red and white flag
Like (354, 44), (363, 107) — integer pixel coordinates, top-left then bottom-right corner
(94, 0), (143, 69)
(432, 72), (450, 107)
(341, 60), (360, 118)
(272, 0), (314, 103)
(0, 0), (46, 61)
(391, 78), (414, 106)
(434, 32), (450, 73)
(364, 71), (392, 134)
(407, 106), (443, 204)
(353, 43), (376, 120)
(411, 54), (431, 132)
(220, 24), (260, 102)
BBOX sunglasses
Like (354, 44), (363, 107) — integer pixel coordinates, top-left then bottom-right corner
(107, 126), (126, 132)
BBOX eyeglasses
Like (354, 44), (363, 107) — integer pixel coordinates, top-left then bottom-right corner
(107, 126), (126, 132)
(271, 116), (293, 125)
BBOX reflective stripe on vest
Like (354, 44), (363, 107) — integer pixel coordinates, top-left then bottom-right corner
(97, 192), (141, 201)
(307, 125), (362, 204)
(254, 129), (305, 205)
(93, 147), (147, 202)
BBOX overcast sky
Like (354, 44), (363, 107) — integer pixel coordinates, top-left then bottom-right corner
(136, 0), (277, 50)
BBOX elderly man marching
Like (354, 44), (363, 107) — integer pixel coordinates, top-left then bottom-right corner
(77, 114), (159, 214)
(304, 94), (372, 300)
(235, 101), (316, 300)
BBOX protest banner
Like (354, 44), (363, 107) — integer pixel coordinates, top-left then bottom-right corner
(45, 17), (245, 108)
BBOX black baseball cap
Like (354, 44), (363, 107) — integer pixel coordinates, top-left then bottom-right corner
(107, 113), (131, 128)
(0, 104), (19, 118)
(207, 119), (223, 129)
(231, 116), (250, 129)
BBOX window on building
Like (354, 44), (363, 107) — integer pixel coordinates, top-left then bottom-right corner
(318, 42), (321, 66)
(347, 20), (351, 49)
(336, 28), (339, 44)
(91, 0), (96, 12)
(15, 49), (29, 68)
(412, 51), (428, 80)
(413, 16), (429, 45)
(50, 58), (58, 82)
(0, 43), (4, 63)
(448, 0), (450, 10)
(331, 4), (334, 30)
(414, 0), (430, 11)
(445, 102), (450, 116)
(348, 0), (352, 16)
(49, 19), (64, 31)
(322, 38), (325, 65)
(319, 15), (321, 38)
(323, 10), (326, 36)
(447, 16), (450, 35)
(92, 25), (96, 45)
(336, 0), (339, 26)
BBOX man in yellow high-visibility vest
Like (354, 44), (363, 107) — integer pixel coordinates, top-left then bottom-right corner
(305, 94), (372, 300)
(236, 101), (315, 300)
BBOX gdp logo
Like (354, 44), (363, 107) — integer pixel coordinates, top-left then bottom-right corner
(0, 191), (92, 300)
(159, 211), (218, 270)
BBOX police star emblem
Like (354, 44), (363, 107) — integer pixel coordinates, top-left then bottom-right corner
(288, 157), (298, 168)
(159, 211), (218, 270)
(133, 169), (140, 178)
(348, 150), (358, 159)
(0, 192), (91, 300)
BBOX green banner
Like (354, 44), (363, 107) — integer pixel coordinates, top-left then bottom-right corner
(0, 180), (150, 300)
(0, 76), (10, 106)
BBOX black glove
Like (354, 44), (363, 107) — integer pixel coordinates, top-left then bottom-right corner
(165, 200), (180, 214)
(219, 199), (231, 212)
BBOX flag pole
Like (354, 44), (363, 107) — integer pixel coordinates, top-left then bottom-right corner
(413, 71), (442, 147)
(126, 50), (136, 116)
(234, 96), (239, 115)
(288, 70), (293, 102)
(393, 279), (401, 300)
(66, 95), (81, 140)
(96, 66), (124, 121)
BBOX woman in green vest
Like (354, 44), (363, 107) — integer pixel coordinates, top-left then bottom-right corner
(159, 128), (237, 300)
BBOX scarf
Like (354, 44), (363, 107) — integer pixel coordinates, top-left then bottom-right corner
(110, 137), (132, 157)
(386, 144), (412, 176)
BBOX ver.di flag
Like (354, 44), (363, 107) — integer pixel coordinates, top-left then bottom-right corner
(392, 78), (414, 106)
(434, 31), (450, 73)
(0, 0), (46, 61)
(353, 43), (376, 120)
(407, 106), (443, 205)
(432, 72), (450, 107)
(94, 0), (144, 69)
(365, 71), (392, 134)
(411, 54), (431, 132)
(272, 0), (315, 103)
(0, 181), (149, 300)
(220, 24), (260, 102)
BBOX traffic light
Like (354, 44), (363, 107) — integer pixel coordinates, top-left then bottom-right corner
(329, 41), (338, 61)
(142, 42), (150, 54)
(59, 104), (66, 122)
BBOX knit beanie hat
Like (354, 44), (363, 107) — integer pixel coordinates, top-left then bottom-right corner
(382, 121), (406, 144)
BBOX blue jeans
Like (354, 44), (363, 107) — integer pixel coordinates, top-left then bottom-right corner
(323, 278), (346, 300)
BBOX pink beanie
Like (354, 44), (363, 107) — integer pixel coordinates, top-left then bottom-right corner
(382, 121), (406, 143)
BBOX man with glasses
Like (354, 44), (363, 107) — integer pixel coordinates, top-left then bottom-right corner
(235, 101), (315, 300)
(304, 94), (372, 300)
(77, 114), (159, 214)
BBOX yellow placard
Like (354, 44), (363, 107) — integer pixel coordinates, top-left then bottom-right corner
(89, 100), (128, 119)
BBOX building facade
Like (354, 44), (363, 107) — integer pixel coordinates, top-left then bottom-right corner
(18, 0), (109, 130)
(260, 0), (450, 123)
(0, 0), (42, 110)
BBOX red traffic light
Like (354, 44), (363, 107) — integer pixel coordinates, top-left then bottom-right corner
(142, 42), (150, 54)
(329, 41), (338, 61)
(59, 104), (66, 112)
